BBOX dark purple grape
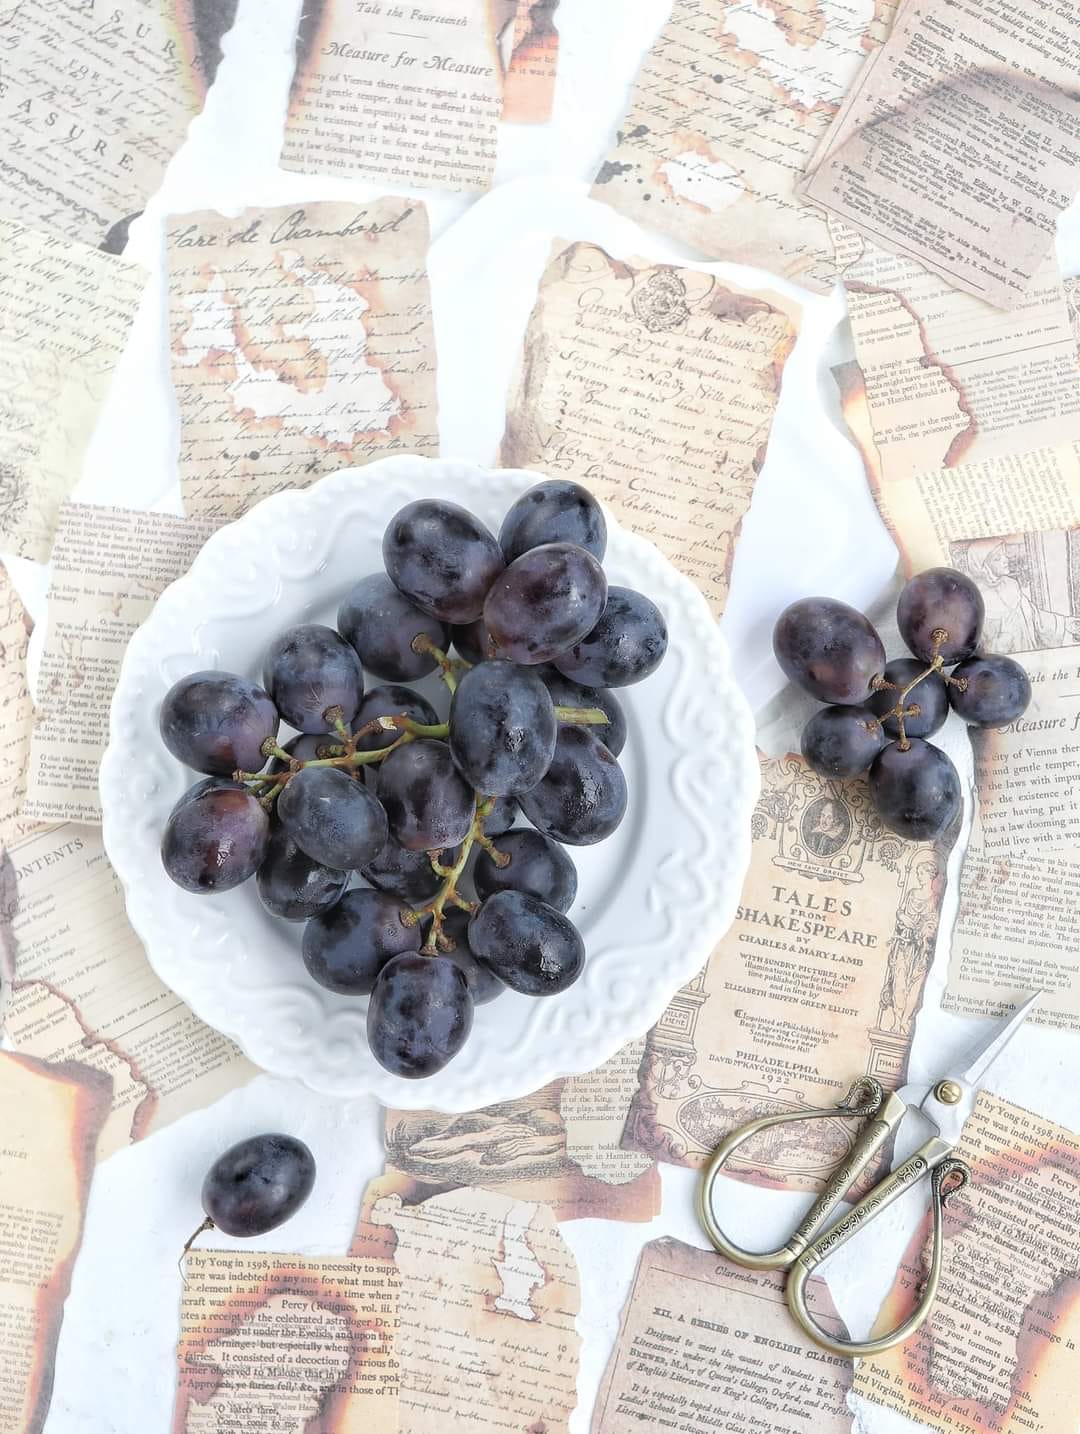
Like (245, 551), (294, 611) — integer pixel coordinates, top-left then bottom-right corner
(499, 479), (607, 563)
(362, 835), (446, 903)
(383, 500), (504, 624)
(948, 655), (1031, 728)
(868, 738), (961, 841)
(451, 618), (496, 665)
(160, 670), (278, 777)
(554, 586), (667, 688)
(868, 658), (949, 738)
(536, 665), (627, 756)
(773, 597), (885, 704)
(256, 825), (348, 921)
(168, 776), (246, 814)
(302, 888), (420, 994)
(801, 705), (886, 779)
(377, 739), (475, 851)
(277, 765), (388, 870)
(518, 726), (627, 845)
(338, 573), (449, 682)
(468, 890), (585, 996)
(367, 952), (474, 1078)
(440, 909), (505, 1005)
(484, 543), (607, 666)
(354, 684), (439, 754)
(448, 661), (557, 796)
(897, 568), (984, 665)
(263, 624), (364, 734)
(483, 794), (517, 836)
(201, 1134), (315, 1237)
(474, 828), (577, 912)
(161, 783), (269, 894)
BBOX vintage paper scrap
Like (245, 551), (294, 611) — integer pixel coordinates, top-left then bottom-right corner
(800, 0), (1080, 309)
(855, 1093), (1080, 1434)
(381, 1038), (659, 1223)
(591, 1237), (853, 1433)
(501, 0), (561, 123)
(622, 750), (955, 1189)
(590, 0), (896, 289)
(283, 0), (502, 191)
(500, 239), (799, 619)
(22, 503), (217, 825)
(353, 1185), (580, 1432)
(0, 222), (144, 562)
(0, 1051), (112, 1434)
(167, 200), (438, 528)
(0, 566), (41, 854)
(174, 1250), (399, 1433)
(2, 824), (257, 1160)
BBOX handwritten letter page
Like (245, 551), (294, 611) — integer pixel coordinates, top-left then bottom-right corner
(0, 568), (39, 854)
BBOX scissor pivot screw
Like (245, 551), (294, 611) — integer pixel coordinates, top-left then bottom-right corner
(935, 1080), (962, 1105)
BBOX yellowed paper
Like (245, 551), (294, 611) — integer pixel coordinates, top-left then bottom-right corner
(174, 1250), (399, 1434)
(167, 201), (438, 528)
(0, 567), (41, 854)
(0, 1051), (112, 1434)
(0, 223), (143, 562)
(590, 0), (895, 289)
(382, 1039), (659, 1223)
(0, 1), (237, 249)
(4, 824), (256, 1159)
(22, 504), (216, 825)
(354, 1186), (580, 1432)
(801, 0), (1080, 309)
(283, 0), (501, 191)
(855, 1093), (1080, 1434)
(623, 751), (955, 1189)
(592, 1237), (852, 1433)
(500, 240), (798, 618)
(502, 0), (560, 123)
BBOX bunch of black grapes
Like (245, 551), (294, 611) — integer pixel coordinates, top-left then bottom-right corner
(774, 568), (1032, 841)
(158, 481), (668, 1080)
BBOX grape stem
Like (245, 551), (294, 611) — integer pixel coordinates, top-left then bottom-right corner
(552, 705), (608, 726)
(407, 796), (489, 953)
(178, 1216), (215, 1282)
(872, 630), (966, 752)
(411, 635), (466, 695)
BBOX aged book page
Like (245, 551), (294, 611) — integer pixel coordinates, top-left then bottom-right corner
(3, 824), (257, 1160)
(167, 200), (439, 528)
(0, 0), (237, 249)
(23, 503), (217, 825)
(500, 240), (799, 618)
(283, 0), (502, 191)
(590, 0), (896, 289)
(592, 1238), (852, 1433)
(801, 0), (1080, 309)
(0, 1052), (112, 1434)
(0, 222), (143, 562)
(502, 0), (560, 123)
(0, 567), (40, 854)
(623, 750), (955, 1189)
(381, 1038), (659, 1223)
(355, 1186), (580, 1432)
(855, 1094), (1080, 1434)
(174, 1250), (399, 1433)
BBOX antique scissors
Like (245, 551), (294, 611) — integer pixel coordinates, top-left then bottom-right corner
(698, 993), (1040, 1359)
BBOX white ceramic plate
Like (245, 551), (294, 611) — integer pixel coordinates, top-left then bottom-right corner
(101, 458), (758, 1110)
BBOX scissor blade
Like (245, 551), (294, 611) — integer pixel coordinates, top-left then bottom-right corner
(954, 991), (1041, 1089)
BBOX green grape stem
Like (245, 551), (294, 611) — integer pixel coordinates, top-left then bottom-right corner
(406, 796), (490, 954)
(871, 629), (967, 751)
(411, 634), (465, 695)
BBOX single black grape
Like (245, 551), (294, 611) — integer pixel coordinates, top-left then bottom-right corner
(377, 739), (475, 851)
(499, 479), (607, 563)
(451, 618), (496, 665)
(483, 543), (608, 665)
(483, 794), (518, 836)
(474, 829), (578, 912)
(367, 952), (474, 1078)
(536, 665), (627, 756)
(801, 705), (886, 779)
(448, 661), (557, 796)
(278, 765), (388, 870)
(868, 738), (961, 841)
(263, 624), (364, 734)
(897, 568), (984, 665)
(160, 670), (279, 777)
(355, 684), (439, 753)
(469, 890), (585, 996)
(948, 654), (1031, 728)
(440, 909), (505, 1005)
(554, 586), (668, 688)
(201, 1134), (315, 1237)
(362, 835), (447, 903)
(162, 782), (269, 893)
(338, 572), (449, 682)
(518, 726), (627, 845)
(302, 888), (420, 994)
(256, 825), (348, 922)
(773, 597), (886, 705)
(383, 500), (504, 624)
(868, 658), (949, 738)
